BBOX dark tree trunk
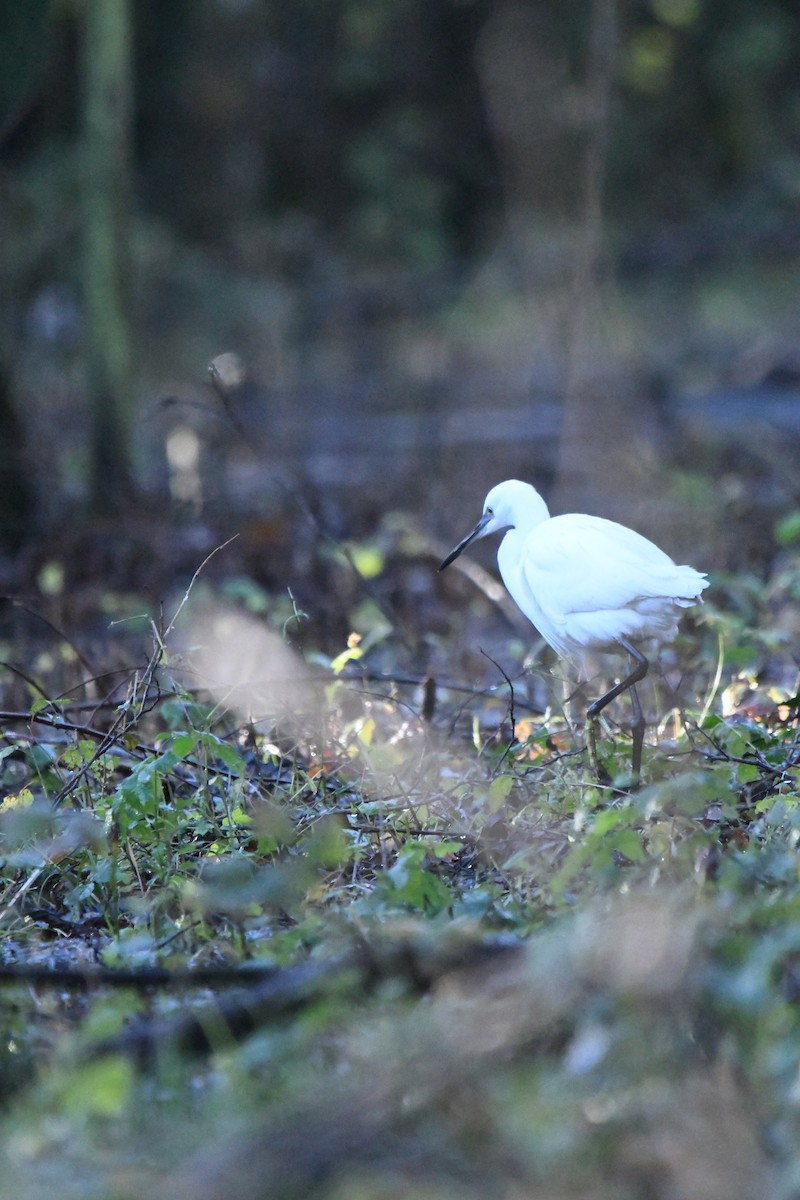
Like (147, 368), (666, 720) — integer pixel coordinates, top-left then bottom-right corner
(0, 363), (34, 554)
(81, 0), (134, 512)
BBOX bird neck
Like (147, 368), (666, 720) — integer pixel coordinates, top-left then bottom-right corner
(514, 489), (550, 538)
(497, 493), (549, 583)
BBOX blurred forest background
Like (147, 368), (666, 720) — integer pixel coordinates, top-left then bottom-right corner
(1, 0), (800, 646)
(5, 7), (800, 1198)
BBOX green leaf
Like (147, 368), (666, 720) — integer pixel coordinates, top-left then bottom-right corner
(430, 840), (465, 858)
(379, 842), (453, 914)
(330, 644), (363, 674)
(487, 774), (514, 813)
(610, 828), (646, 863)
(305, 816), (348, 869)
(205, 737), (247, 775)
(170, 731), (199, 758)
(189, 732), (247, 774)
(347, 542), (385, 579)
(775, 510), (800, 546)
(59, 1056), (134, 1118)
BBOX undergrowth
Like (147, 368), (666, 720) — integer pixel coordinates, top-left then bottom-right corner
(0, 555), (799, 1200)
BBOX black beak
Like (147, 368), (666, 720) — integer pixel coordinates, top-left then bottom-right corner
(438, 513), (492, 571)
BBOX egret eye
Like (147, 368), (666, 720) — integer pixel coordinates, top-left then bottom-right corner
(485, 507), (493, 516)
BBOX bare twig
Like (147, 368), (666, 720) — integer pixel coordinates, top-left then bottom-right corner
(480, 649), (517, 746)
(164, 533), (241, 638)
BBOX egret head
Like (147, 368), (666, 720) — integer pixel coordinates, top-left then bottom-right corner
(439, 480), (545, 571)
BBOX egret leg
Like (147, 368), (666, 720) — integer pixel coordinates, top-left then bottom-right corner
(586, 639), (649, 786)
(587, 711), (611, 786)
(628, 682), (645, 786)
(587, 639), (649, 718)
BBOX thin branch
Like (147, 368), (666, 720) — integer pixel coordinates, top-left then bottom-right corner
(0, 662), (60, 710)
(479, 649), (517, 746)
(164, 533), (241, 637)
(0, 959), (289, 989)
(6, 600), (99, 679)
(0, 709), (128, 743)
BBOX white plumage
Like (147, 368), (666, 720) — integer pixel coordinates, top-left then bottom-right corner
(439, 479), (708, 780)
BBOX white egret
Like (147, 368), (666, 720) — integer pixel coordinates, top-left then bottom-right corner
(439, 479), (708, 782)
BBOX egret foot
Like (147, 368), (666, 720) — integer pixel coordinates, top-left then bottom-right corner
(587, 714), (613, 786)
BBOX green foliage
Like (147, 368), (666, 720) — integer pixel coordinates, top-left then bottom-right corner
(370, 839), (463, 915)
(57, 1055), (134, 1119)
(1, 584), (800, 1198)
(775, 510), (800, 546)
(104, 0), (800, 257)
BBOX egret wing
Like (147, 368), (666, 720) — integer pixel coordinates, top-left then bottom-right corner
(520, 514), (695, 618)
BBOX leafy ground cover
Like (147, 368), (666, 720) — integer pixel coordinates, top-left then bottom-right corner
(0, 528), (799, 1200)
